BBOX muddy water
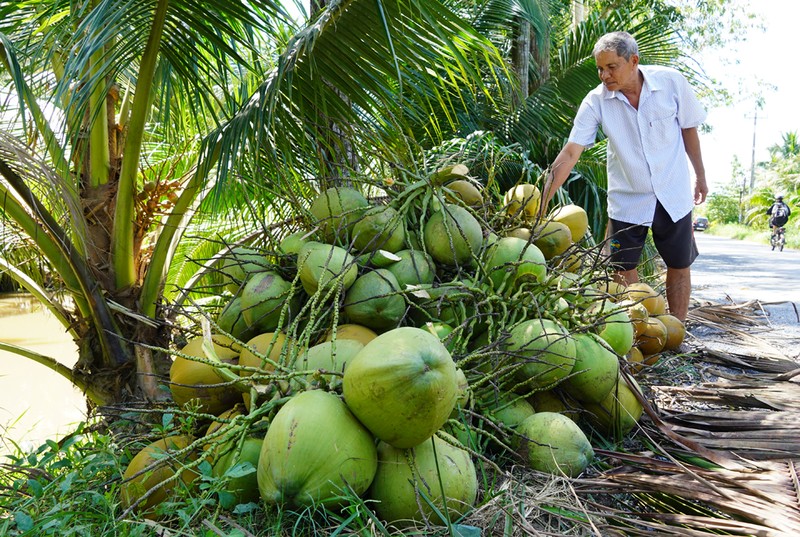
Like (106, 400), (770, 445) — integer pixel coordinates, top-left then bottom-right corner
(0, 294), (86, 454)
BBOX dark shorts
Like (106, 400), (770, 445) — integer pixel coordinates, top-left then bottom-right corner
(608, 201), (698, 271)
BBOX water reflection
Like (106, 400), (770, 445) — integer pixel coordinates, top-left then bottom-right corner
(0, 294), (86, 454)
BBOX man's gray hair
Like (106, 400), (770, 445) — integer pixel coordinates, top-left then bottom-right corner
(593, 31), (639, 60)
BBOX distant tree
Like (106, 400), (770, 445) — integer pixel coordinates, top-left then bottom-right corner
(706, 192), (740, 225)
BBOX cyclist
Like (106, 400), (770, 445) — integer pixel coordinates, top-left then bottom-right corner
(766, 195), (791, 235)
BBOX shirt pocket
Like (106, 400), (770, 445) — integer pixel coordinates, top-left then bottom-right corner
(647, 107), (679, 149)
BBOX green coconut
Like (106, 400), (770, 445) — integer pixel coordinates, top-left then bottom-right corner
(482, 393), (536, 448)
(211, 436), (263, 507)
(277, 230), (311, 255)
(517, 412), (594, 477)
(170, 335), (241, 415)
(309, 186), (370, 243)
(219, 246), (269, 293)
(240, 271), (300, 333)
(343, 327), (458, 448)
(590, 301), (635, 356)
(484, 236), (547, 293)
(563, 332), (620, 404)
(352, 205), (406, 253)
(424, 321), (456, 353)
(408, 280), (472, 327)
(343, 269), (405, 330)
(385, 249), (436, 288)
(295, 338), (365, 389)
(257, 390), (377, 507)
(583, 375), (644, 438)
(528, 389), (579, 422)
(423, 204), (483, 267)
(532, 221), (573, 260)
(297, 241), (358, 296)
(504, 319), (577, 391)
(216, 296), (252, 341)
(120, 435), (199, 518)
(368, 433), (477, 526)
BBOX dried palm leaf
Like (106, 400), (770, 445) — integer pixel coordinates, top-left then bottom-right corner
(579, 453), (800, 536)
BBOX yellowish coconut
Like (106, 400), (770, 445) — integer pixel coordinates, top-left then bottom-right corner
(636, 317), (668, 355)
(625, 346), (645, 373)
(532, 221), (572, 260)
(617, 298), (649, 338)
(504, 183), (541, 220)
(170, 335), (241, 415)
(551, 204), (589, 241)
(625, 282), (667, 315)
(322, 323), (379, 346)
(445, 179), (484, 206)
(655, 314), (686, 351)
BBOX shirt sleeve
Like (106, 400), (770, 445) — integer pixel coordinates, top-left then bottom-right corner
(674, 73), (707, 129)
(568, 97), (601, 148)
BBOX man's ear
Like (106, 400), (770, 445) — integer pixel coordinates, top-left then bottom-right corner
(630, 54), (640, 67)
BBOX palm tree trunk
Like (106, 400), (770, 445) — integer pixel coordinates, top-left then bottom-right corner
(512, 18), (530, 105)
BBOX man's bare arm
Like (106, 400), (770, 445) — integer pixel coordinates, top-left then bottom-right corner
(540, 142), (584, 217)
(681, 127), (707, 205)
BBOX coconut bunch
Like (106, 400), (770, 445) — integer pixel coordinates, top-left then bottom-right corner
(121, 163), (681, 524)
(599, 281), (687, 370)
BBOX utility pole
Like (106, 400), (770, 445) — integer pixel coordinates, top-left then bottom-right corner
(741, 102), (764, 224)
(748, 107), (758, 192)
(746, 100), (766, 192)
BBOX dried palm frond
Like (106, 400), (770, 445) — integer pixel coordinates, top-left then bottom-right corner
(578, 452), (800, 536)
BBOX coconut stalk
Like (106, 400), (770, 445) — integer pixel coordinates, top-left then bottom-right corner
(112, 0), (169, 291)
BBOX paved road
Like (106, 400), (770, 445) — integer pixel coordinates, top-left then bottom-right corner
(692, 232), (800, 305)
(690, 233), (800, 346)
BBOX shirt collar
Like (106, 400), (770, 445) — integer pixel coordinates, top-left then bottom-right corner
(601, 66), (659, 102)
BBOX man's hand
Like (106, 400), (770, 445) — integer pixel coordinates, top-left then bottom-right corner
(694, 176), (708, 205)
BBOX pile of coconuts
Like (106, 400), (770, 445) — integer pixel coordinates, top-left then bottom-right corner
(120, 163), (685, 527)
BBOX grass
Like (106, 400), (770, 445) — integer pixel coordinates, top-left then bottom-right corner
(704, 222), (800, 249)
(0, 419), (494, 536)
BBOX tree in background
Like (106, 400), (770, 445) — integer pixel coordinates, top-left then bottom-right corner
(744, 131), (800, 230)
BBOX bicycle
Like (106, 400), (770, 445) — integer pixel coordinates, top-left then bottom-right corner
(770, 226), (786, 251)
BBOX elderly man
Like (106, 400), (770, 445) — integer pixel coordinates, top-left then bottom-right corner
(541, 31), (708, 322)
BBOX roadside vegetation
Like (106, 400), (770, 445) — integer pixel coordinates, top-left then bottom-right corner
(701, 131), (799, 250)
(704, 222), (800, 250)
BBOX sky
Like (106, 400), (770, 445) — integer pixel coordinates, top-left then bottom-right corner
(699, 0), (800, 193)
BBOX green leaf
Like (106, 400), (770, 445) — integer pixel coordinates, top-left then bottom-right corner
(26, 478), (44, 498)
(13, 511), (34, 532)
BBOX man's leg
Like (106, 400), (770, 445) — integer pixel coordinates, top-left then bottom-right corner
(665, 266), (691, 322)
(614, 268), (639, 286)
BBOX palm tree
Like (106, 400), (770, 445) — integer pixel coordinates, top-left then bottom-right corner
(0, 0), (505, 406)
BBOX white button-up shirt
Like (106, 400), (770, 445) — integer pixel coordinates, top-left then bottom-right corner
(568, 65), (707, 225)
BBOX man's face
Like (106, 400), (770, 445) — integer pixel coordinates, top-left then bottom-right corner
(595, 50), (639, 92)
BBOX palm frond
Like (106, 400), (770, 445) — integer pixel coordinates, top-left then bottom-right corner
(203, 0), (505, 206)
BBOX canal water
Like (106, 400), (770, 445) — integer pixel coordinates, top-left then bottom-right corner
(0, 294), (86, 454)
